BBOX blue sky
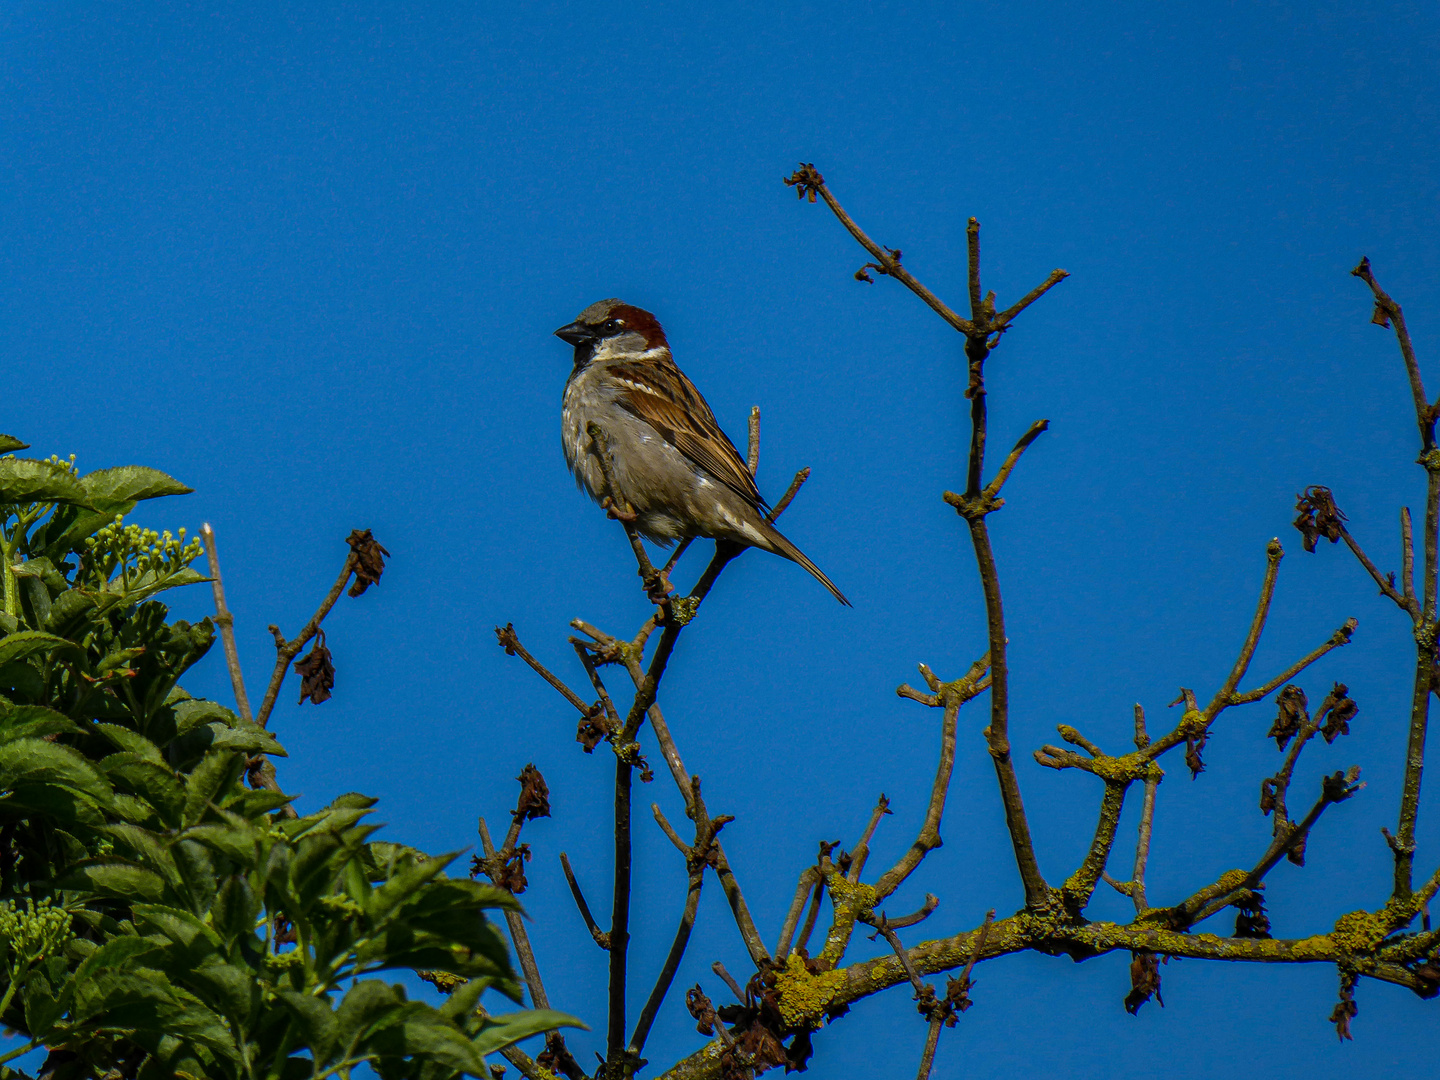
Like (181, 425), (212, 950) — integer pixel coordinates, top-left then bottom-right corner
(3, 1), (1438, 1076)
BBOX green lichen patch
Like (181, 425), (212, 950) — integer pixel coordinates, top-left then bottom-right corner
(775, 953), (848, 1030)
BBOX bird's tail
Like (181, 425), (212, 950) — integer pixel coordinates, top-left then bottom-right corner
(757, 519), (851, 606)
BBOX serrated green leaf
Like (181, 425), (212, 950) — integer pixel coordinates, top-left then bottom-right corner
(133, 904), (224, 957)
(0, 458), (89, 506)
(0, 736), (112, 804)
(210, 875), (262, 943)
(377, 1013), (488, 1076)
(0, 631), (79, 667)
(183, 750), (243, 825)
(78, 466), (193, 508)
(94, 722), (168, 765)
(0, 435), (28, 453)
(75, 934), (163, 983)
(0, 704), (84, 743)
(365, 853), (457, 925)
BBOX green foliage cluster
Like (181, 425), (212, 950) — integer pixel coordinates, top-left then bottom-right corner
(0, 438), (574, 1079)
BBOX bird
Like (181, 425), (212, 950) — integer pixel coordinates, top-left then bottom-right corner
(554, 298), (849, 606)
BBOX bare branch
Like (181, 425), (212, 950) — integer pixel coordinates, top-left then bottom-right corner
(199, 523), (253, 724)
(873, 894), (940, 930)
(747, 406), (760, 475)
(559, 852), (610, 950)
(776, 866), (821, 960)
(1338, 525), (1412, 612)
(497, 623), (592, 714)
(1402, 506), (1417, 608)
(1229, 619), (1357, 705)
(478, 818), (552, 1010)
(766, 467), (811, 522)
(785, 163), (974, 334)
(1352, 256), (1433, 449)
(873, 701), (958, 901)
(994, 269), (1071, 330)
(983, 420), (1050, 502)
(1203, 539), (1284, 720)
(256, 550), (355, 730)
(847, 794), (892, 882)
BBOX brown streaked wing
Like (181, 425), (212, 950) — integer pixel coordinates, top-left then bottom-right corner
(610, 359), (768, 509)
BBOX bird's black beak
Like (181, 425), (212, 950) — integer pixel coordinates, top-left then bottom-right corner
(554, 322), (598, 347)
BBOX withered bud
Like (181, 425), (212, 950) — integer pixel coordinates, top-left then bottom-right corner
(1233, 890), (1272, 939)
(1316, 682), (1358, 744)
(685, 985), (718, 1035)
(345, 529), (390, 597)
(1293, 487), (1347, 553)
(1185, 731), (1207, 779)
(576, 703), (610, 752)
(946, 974), (975, 1014)
(1124, 952), (1164, 1015)
(1330, 974), (1358, 1041)
(1269, 685), (1309, 750)
(512, 763), (551, 822)
(783, 163), (824, 202)
(294, 630), (335, 705)
(497, 844), (531, 893)
(1259, 777), (1278, 816)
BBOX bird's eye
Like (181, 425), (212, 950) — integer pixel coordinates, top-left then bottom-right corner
(602, 318), (624, 333)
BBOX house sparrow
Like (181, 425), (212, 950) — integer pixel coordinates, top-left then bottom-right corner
(555, 299), (849, 606)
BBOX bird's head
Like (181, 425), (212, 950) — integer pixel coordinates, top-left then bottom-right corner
(554, 299), (669, 365)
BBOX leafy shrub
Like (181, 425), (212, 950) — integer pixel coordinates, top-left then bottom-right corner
(0, 440), (574, 1079)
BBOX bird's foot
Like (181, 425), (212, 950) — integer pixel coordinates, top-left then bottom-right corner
(642, 568), (674, 605)
(601, 496), (638, 523)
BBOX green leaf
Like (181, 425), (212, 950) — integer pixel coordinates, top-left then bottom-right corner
(0, 631), (79, 667)
(0, 736), (112, 805)
(187, 960), (260, 1027)
(364, 853), (457, 925)
(94, 722), (168, 765)
(276, 990), (339, 1064)
(75, 934), (163, 983)
(132, 904), (224, 957)
(183, 750), (243, 826)
(0, 435), (29, 453)
(379, 1012), (488, 1076)
(0, 704), (85, 743)
(61, 861), (168, 905)
(172, 698), (238, 736)
(471, 1009), (586, 1056)
(210, 875), (262, 943)
(79, 466), (193, 509)
(0, 458), (89, 506)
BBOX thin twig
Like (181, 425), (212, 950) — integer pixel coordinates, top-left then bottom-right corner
(630, 851), (705, 1055)
(1352, 257), (1433, 449)
(653, 803), (691, 855)
(766, 467), (811, 522)
(609, 755), (633, 1063)
(1229, 618), (1358, 705)
(792, 165), (975, 334)
(874, 894), (939, 930)
(1203, 539), (1284, 720)
(915, 1018), (942, 1080)
(874, 701), (959, 901)
(256, 553), (356, 729)
(1402, 506), (1416, 608)
(982, 420), (1049, 501)
(795, 877), (826, 957)
(847, 794), (892, 882)
(497, 624), (593, 715)
(478, 818), (551, 1010)
(1338, 525), (1411, 611)
(199, 523), (253, 723)
(560, 852), (610, 950)
(776, 867), (820, 960)
(747, 406), (761, 476)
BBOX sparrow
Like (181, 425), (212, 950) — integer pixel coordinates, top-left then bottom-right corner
(555, 299), (850, 606)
